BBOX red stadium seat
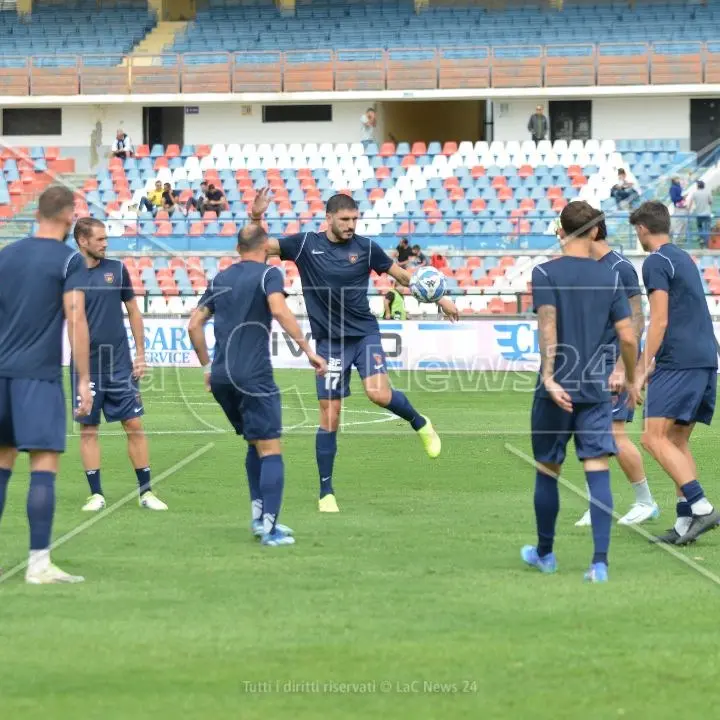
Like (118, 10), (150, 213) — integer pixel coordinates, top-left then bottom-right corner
(496, 187), (513, 201)
(546, 186), (563, 200)
(379, 142), (396, 157)
(166, 144), (180, 158)
(401, 155), (416, 167)
(135, 145), (149, 158)
(470, 198), (487, 213)
(517, 164), (533, 178)
(491, 176), (507, 189)
(375, 167), (391, 179)
(442, 141), (458, 155)
(411, 142), (427, 155)
(471, 165), (486, 178)
(519, 198), (536, 211)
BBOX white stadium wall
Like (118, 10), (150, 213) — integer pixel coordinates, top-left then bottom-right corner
(0, 104), (143, 148)
(0, 101), (371, 149)
(183, 101), (372, 145)
(492, 96), (691, 142)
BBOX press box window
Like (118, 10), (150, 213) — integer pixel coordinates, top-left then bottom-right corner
(2, 108), (62, 136)
(262, 105), (332, 123)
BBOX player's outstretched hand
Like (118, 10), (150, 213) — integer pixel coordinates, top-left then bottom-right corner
(75, 377), (93, 418)
(608, 367), (625, 394)
(132, 354), (146, 380)
(307, 351), (327, 376)
(545, 379), (573, 413)
(438, 296), (459, 322)
(250, 187), (272, 219)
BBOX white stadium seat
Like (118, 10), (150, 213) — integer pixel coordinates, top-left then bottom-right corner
(210, 143), (226, 158)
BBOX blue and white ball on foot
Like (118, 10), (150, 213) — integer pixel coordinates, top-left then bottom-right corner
(409, 266), (447, 304)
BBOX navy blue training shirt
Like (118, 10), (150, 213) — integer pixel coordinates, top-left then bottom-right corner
(83, 258), (134, 376)
(532, 256), (631, 403)
(0, 236), (87, 382)
(278, 232), (393, 340)
(200, 260), (285, 385)
(642, 243), (718, 370)
(598, 249), (642, 369)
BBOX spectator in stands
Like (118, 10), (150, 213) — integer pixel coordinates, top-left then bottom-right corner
(162, 183), (179, 216)
(186, 181), (208, 214)
(610, 169), (639, 209)
(360, 107), (377, 148)
(139, 180), (163, 216)
(410, 244), (427, 267)
(384, 280), (407, 320)
(395, 237), (412, 267)
(689, 180), (713, 247)
(204, 183), (227, 214)
(111, 128), (133, 160)
(670, 177), (685, 208)
(527, 105), (548, 143)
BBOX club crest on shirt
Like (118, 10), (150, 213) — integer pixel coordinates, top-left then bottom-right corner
(104, 272), (114, 284)
(348, 253), (358, 264)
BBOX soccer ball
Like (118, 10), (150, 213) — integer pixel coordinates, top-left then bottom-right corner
(409, 266), (447, 303)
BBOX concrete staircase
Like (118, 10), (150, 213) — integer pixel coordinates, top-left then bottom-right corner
(0, 171), (96, 245)
(127, 21), (188, 64)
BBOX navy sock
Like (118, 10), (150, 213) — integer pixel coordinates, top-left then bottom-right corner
(246, 445), (262, 521)
(681, 479), (705, 506)
(316, 428), (337, 499)
(385, 390), (426, 431)
(677, 499), (693, 518)
(86, 469), (102, 496)
(0, 467), (11, 522)
(27, 471), (56, 550)
(135, 467), (151, 495)
(534, 470), (559, 557)
(586, 469), (613, 566)
(260, 454), (284, 534)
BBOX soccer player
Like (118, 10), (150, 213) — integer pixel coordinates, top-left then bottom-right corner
(188, 224), (327, 545)
(521, 201), (640, 583)
(0, 186), (93, 584)
(574, 210), (659, 527)
(249, 189), (459, 513)
(72, 218), (167, 512)
(630, 201), (720, 545)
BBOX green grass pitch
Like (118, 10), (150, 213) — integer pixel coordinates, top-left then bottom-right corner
(1, 368), (720, 719)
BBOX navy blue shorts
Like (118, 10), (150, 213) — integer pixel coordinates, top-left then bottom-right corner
(645, 368), (716, 426)
(531, 396), (616, 465)
(316, 334), (387, 400)
(611, 391), (634, 423)
(211, 379), (282, 441)
(73, 373), (144, 426)
(0, 377), (66, 452)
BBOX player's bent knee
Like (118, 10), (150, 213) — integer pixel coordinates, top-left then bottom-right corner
(366, 387), (392, 407)
(28, 450), (60, 473)
(255, 438), (282, 457)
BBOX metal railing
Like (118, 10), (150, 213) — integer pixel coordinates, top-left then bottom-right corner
(0, 42), (718, 95)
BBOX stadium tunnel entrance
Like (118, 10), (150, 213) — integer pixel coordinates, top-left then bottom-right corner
(143, 106), (185, 150)
(380, 100), (486, 145)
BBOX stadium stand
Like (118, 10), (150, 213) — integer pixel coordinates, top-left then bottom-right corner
(0, 1), (719, 93)
(81, 138), (693, 253)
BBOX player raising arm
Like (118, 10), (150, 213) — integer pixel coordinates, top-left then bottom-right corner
(249, 188), (459, 513)
(0, 186), (93, 584)
(630, 201), (720, 545)
(189, 224), (327, 546)
(71, 218), (167, 513)
(522, 201), (639, 584)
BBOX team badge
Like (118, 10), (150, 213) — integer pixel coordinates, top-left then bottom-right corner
(104, 272), (114, 284)
(349, 254), (358, 264)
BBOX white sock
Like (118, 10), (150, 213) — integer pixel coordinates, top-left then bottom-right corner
(691, 497), (713, 516)
(631, 478), (653, 505)
(252, 499), (263, 522)
(263, 513), (276, 535)
(28, 549), (50, 573)
(674, 516), (692, 536)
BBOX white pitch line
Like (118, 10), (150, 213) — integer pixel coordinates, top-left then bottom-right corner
(146, 400), (393, 416)
(67, 414), (399, 437)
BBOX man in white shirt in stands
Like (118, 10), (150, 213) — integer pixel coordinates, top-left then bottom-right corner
(111, 129), (134, 161)
(360, 108), (377, 148)
(689, 180), (713, 247)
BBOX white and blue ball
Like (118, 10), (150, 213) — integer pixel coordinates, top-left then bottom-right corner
(409, 266), (447, 303)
